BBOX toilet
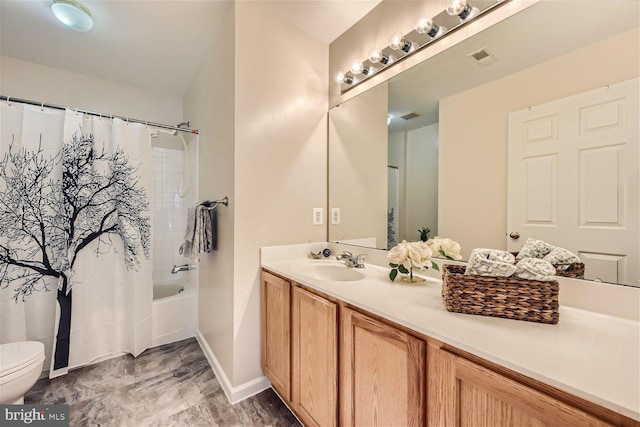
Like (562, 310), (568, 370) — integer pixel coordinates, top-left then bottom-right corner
(0, 341), (45, 404)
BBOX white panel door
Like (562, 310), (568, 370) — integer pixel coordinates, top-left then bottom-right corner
(508, 79), (638, 286)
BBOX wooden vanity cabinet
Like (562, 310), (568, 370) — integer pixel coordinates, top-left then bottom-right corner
(291, 285), (338, 427)
(340, 307), (426, 427)
(427, 342), (617, 427)
(260, 270), (291, 401)
(261, 268), (636, 427)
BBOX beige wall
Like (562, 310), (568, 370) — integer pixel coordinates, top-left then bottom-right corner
(329, 82), (388, 248)
(1, 56), (182, 125)
(439, 28), (640, 259)
(233, 2), (328, 386)
(183, 1), (236, 385)
(406, 123), (438, 241)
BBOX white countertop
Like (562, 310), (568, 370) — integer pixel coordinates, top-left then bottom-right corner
(261, 254), (640, 422)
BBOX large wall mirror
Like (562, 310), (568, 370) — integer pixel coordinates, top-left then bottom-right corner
(328, 1), (639, 287)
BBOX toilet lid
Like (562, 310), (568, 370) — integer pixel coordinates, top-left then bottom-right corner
(0, 341), (45, 378)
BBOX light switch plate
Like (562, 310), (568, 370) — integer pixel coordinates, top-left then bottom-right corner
(312, 208), (323, 225)
(331, 208), (341, 224)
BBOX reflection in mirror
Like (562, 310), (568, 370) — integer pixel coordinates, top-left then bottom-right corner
(328, 1), (639, 286)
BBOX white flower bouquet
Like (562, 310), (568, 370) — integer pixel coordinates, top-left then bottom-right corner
(426, 236), (463, 261)
(387, 240), (439, 282)
(388, 237), (463, 283)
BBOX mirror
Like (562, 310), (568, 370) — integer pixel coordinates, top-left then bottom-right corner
(328, 1), (639, 286)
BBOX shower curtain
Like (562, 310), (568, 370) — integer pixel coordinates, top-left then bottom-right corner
(0, 102), (153, 377)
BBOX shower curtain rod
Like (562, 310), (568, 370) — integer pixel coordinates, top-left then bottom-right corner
(1, 95), (199, 135)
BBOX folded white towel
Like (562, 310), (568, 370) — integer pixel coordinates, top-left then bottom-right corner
(488, 249), (516, 264)
(543, 247), (581, 271)
(465, 249), (517, 277)
(516, 238), (555, 260)
(514, 258), (556, 281)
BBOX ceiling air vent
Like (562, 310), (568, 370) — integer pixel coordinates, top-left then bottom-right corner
(401, 112), (420, 120)
(468, 47), (497, 66)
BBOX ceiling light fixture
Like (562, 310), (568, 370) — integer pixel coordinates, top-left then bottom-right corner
(51, 0), (94, 32)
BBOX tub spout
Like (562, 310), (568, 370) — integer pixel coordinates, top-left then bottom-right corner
(171, 264), (189, 274)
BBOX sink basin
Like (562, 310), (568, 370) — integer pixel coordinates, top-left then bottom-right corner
(292, 262), (365, 282)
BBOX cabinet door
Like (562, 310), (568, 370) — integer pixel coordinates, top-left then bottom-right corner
(436, 349), (613, 427)
(341, 307), (426, 427)
(291, 286), (338, 427)
(261, 270), (291, 401)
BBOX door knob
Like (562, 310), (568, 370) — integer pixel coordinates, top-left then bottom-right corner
(509, 231), (520, 239)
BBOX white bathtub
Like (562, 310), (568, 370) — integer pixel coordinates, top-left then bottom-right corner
(150, 280), (196, 348)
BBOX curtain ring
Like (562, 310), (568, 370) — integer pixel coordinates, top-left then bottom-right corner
(40, 102), (45, 111)
(6, 96), (11, 106)
(98, 113), (102, 121)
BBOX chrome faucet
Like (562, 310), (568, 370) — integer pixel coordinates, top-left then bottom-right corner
(171, 264), (189, 274)
(336, 251), (366, 268)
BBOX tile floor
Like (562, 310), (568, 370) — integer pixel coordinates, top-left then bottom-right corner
(25, 338), (301, 427)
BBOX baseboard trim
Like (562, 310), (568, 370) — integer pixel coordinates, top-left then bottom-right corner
(195, 329), (271, 405)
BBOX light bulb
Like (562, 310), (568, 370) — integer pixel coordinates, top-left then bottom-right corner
(446, 0), (479, 20)
(334, 71), (353, 85)
(446, 0), (466, 16)
(351, 61), (370, 76)
(415, 16), (433, 34)
(415, 15), (447, 38)
(389, 32), (404, 50)
(389, 31), (411, 53)
(368, 48), (382, 63)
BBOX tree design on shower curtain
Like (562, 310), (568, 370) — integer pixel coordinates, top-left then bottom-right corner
(0, 133), (150, 370)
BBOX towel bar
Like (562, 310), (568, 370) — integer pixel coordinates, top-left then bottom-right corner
(201, 196), (229, 210)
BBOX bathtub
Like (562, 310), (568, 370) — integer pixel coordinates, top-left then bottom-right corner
(150, 279), (196, 348)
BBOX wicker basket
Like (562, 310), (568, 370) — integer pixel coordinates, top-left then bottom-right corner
(442, 265), (559, 324)
(554, 262), (585, 280)
(509, 252), (585, 280)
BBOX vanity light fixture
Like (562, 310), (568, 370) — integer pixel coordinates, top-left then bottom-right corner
(415, 15), (446, 38)
(334, 0), (506, 93)
(389, 31), (413, 53)
(51, 0), (94, 32)
(446, 0), (479, 21)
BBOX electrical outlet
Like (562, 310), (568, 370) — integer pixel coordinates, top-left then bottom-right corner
(312, 208), (323, 225)
(331, 208), (341, 225)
